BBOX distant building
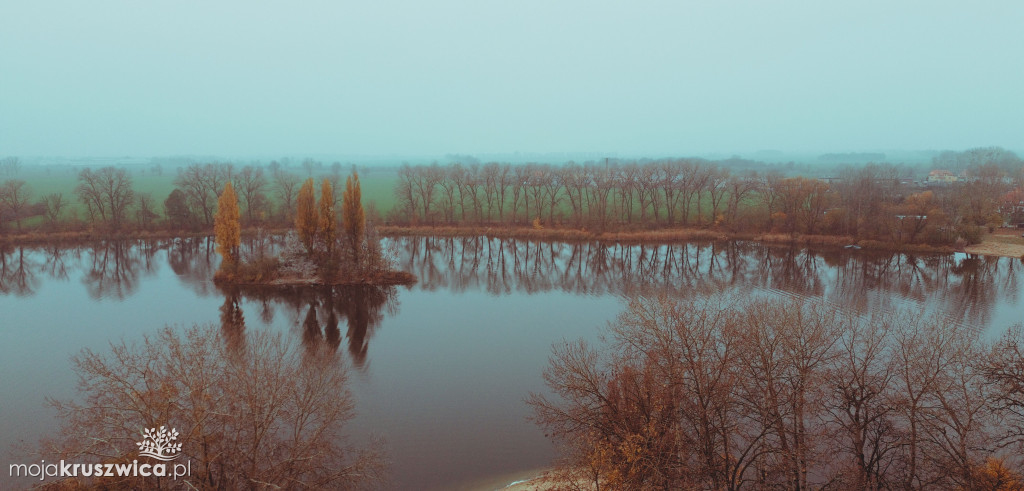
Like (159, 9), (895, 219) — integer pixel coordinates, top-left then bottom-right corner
(927, 170), (958, 183)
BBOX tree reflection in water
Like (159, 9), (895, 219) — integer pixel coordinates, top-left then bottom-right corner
(0, 236), (1020, 335)
(43, 244), (71, 281)
(0, 245), (39, 296)
(82, 241), (142, 300)
(219, 286), (246, 354)
(168, 237), (218, 296)
(219, 284), (399, 369)
(392, 236), (1023, 329)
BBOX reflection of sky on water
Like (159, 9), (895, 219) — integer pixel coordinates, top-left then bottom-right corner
(1, 237), (1022, 489)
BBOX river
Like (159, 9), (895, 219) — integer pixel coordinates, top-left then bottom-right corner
(1, 237), (1022, 489)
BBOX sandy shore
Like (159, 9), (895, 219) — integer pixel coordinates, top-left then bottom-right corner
(964, 229), (1024, 258)
(964, 242), (1024, 258)
(452, 468), (556, 491)
(460, 468), (601, 491)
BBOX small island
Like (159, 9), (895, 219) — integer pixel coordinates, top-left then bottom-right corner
(212, 169), (416, 287)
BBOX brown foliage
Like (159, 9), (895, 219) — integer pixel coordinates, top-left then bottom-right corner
(342, 170), (365, 264)
(38, 324), (384, 490)
(530, 294), (1023, 489)
(213, 181), (240, 274)
(319, 178), (337, 256)
(295, 177), (318, 254)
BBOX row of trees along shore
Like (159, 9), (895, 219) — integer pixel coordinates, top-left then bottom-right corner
(391, 154), (1024, 246)
(530, 293), (1024, 490)
(1, 148), (1022, 247)
(0, 163), (376, 237)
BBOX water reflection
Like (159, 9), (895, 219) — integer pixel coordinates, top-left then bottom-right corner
(0, 236), (1021, 331)
(82, 241), (144, 299)
(393, 236), (1022, 328)
(43, 245), (71, 281)
(168, 237), (219, 296)
(217, 284), (399, 368)
(220, 287), (246, 353)
(0, 245), (39, 296)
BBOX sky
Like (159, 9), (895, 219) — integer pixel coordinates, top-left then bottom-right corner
(1, 1), (1022, 159)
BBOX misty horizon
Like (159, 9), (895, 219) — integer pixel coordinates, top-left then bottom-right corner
(2, 2), (1022, 158)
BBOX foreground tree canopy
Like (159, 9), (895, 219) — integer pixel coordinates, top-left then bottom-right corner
(39, 324), (383, 490)
(529, 294), (1024, 490)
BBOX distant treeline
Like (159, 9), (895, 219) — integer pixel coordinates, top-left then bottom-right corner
(818, 152), (887, 163)
(1, 148), (1023, 247)
(0, 161), (373, 238)
(389, 150), (1024, 245)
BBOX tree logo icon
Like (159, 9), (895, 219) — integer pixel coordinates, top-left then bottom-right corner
(136, 426), (182, 461)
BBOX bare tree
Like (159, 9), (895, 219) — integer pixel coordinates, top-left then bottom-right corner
(636, 162), (660, 224)
(588, 162), (616, 230)
(482, 162), (501, 222)
(617, 163), (640, 223)
(416, 163), (444, 223)
(725, 171), (761, 229)
(495, 163), (513, 222)
(75, 167), (135, 230)
(825, 312), (900, 489)
(235, 165), (269, 224)
(135, 193), (158, 230)
(394, 163), (420, 223)
(542, 165), (564, 224)
(0, 156), (20, 176)
(454, 163), (481, 224)
(983, 324), (1024, 456)
(40, 324), (384, 490)
(0, 179), (31, 231)
(706, 167), (730, 226)
(561, 163), (588, 227)
(437, 166), (459, 224)
(42, 193), (67, 230)
(273, 168), (301, 222)
(738, 299), (840, 489)
(174, 163), (232, 226)
(511, 164), (531, 224)
(531, 295), (844, 490)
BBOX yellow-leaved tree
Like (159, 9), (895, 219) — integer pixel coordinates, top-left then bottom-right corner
(319, 179), (337, 256)
(342, 170), (365, 266)
(295, 177), (318, 254)
(214, 181), (241, 275)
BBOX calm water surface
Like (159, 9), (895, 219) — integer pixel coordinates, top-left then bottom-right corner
(1, 237), (1022, 489)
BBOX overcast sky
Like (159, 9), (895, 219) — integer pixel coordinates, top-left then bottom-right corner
(1, 1), (1021, 158)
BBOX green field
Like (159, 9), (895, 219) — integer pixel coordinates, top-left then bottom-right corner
(4, 166), (399, 220)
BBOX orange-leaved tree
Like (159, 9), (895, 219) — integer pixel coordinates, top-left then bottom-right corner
(295, 177), (318, 254)
(342, 170), (365, 265)
(214, 181), (241, 275)
(319, 179), (337, 256)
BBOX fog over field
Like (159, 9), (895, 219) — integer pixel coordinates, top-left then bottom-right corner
(1, 1), (1022, 159)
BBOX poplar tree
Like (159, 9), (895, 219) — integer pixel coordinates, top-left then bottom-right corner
(295, 178), (318, 254)
(319, 179), (337, 256)
(342, 170), (365, 265)
(214, 181), (241, 273)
